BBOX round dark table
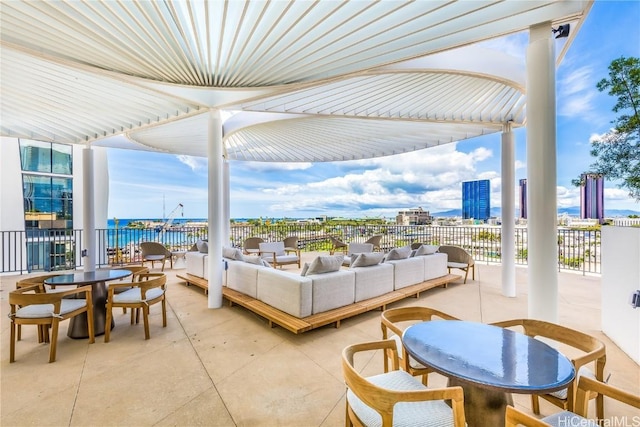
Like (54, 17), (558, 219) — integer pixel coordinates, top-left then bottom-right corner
(45, 270), (131, 338)
(402, 320), (575, 426)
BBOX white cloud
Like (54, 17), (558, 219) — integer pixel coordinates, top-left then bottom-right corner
(558, 66), (598, 118)
(176, 155), (207, 171)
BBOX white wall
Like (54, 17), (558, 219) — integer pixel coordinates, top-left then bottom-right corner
(0, 137), (28, 272)
(601, 226), (640, 364)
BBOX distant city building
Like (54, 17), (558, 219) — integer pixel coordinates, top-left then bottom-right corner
(519, 178), (527, 219)
(462, 179), (490, 221)
(580, 173), (604, 224)
(396, 207), (433, 225)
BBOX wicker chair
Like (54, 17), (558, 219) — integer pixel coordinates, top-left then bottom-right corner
(139, 242), (172, 271)
(243, 237), (265, 255)
(437, 245), (475, 283)
(364, 235), (383, 251)
(328, 236), (347, 255)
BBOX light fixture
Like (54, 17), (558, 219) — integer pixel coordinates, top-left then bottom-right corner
(552, 24), (570, 39)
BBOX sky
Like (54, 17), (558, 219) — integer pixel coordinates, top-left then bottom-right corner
(107, 1), (640, 220)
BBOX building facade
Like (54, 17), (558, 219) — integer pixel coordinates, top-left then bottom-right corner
(1, 137), (109, 272)
(396, 207), (433, 225)
(580, 173), (604, 224)
(462, 179), (490, 221)
(519, 178), (527, 219)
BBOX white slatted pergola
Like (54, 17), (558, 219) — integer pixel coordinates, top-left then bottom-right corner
(1, 0), (593, 318)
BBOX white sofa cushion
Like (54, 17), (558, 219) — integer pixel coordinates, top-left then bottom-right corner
(257, 268), (313, 318)
(185, 251), (207, 279)
(386, 257), (425, 290)
(308, 270), (356, 314)
(226, 259), (264, 298)
(223, 246), (243, 260)
(423, 253), (448, 281)
(351, 263), (394, 302)
(259, 241), (285, 256)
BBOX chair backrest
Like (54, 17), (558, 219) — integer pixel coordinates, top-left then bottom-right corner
(347, 242), (373, 255)
(115, 266), (149, 281)
(574, 376), (639, 417)
(492, 318), (606, 412)
(342, 339), (466, 427)
(140, 242), (170, 256)
(243, 237), (264, 251)
(438, 245), (474, 265)
(364, 235), (382, 249)
(16, 273), (62, 288)
(259, 241), (286, 256)
(283, 236), (298, 249)
(381, 306), (460, 338)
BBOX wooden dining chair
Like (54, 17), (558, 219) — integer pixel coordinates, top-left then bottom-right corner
(15, 273), (64, 342)
(505, 376), (640, 427)
(104, 273), (167, 342)
(492, 319), (607, 420)
(9, 283), (95, 363)
(342, 339), (466, 427)
(381, 306), (459, 385)
(113, 266), (149, 320)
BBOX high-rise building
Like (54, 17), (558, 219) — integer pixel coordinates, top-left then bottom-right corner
(580, 173), (604, 224)
(519, 179), (527, 219)
(462, 179), (490, 221)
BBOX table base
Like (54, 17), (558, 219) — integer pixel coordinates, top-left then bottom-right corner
(67, 281), (114, 339)
(448, 378), (513, 427)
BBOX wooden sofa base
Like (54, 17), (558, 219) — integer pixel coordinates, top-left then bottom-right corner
(176, 273), (461, 334)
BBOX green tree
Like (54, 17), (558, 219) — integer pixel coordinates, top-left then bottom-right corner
(575, 57), (640, 200)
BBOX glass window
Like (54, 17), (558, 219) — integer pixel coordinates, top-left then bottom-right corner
(19, 140), (52, 173)
(52, 143), (72, 174)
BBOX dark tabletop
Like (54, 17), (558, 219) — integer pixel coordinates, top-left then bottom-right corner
(44, 269), (131, 285)
(402, 320), (575, 394)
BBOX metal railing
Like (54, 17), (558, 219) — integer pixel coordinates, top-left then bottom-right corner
(1, 224), (602, 275)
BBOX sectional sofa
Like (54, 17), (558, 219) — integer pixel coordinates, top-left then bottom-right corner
(179, 245), (460, 333)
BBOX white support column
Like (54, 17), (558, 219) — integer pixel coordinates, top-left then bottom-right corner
(82, 146), (96, 272)
(526, 23), (558, 322)
(501, 123), (516, 297)
(223, 158), (231, 245)
(207, 109), (224, 309)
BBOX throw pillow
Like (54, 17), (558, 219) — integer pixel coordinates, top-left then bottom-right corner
(385, 245), (411, 260)
(222, 246), (238, 259)
(301, 262), (310, 276)
(302, 255), (344, 276)
(242, 254), (263, 265)
(196, 239), (206, 252)
(351, 252), (385, 267)
(415, 244), (439, 256)
(198, 241), (209, 254)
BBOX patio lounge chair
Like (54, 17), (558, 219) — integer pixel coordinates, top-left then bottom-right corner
(437, 245), (475, 283)
(140, 242), (172, 271)
(243, 237), (264, 255)
(364, 234), (383, 251)
(328, 236), (347, 255)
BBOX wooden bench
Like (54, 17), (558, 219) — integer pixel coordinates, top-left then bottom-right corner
(176, 273), (461, 334)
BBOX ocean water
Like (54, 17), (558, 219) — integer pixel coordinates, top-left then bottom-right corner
(105, 218), (207, 248)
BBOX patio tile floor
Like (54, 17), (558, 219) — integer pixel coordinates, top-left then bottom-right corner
(1, 252), (638, 426)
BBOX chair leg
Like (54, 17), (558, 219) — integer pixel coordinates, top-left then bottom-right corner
(104, 304), (113, 343)
(463, 267), (469, 284)
(49, 319), (59, 363)
(86, 298), (95, 344)
(162, 299), (167, 327)
(142, 305), (151, 339)
(161, 259), (165, 272)
(17, 324), (21, 341)
(10, 321), (16, 363)
(531, 394), (541, 415)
